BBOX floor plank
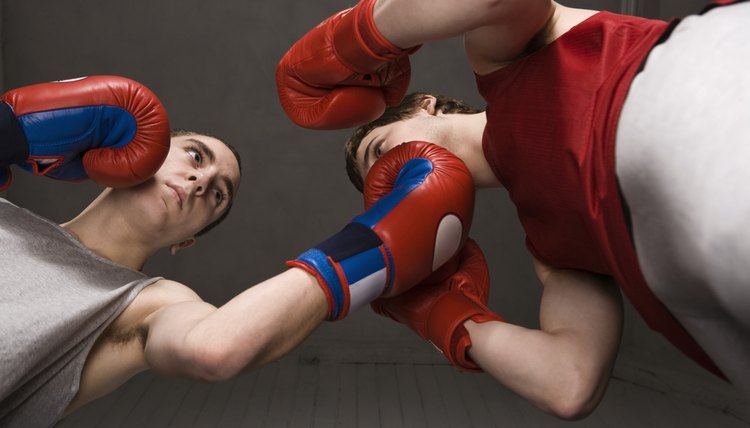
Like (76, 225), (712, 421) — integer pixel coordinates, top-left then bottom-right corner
(375, 364), (403, 428)
(395, 364), (427, 428)
(433, 364), (473, 428)
(336, 363), (357, 428)
(355, 363), (380, 428)
(265, 358), (299, 428)
(238, 360), (278, 428)
(215, 370), (259, 427)
(288, 358), (319, 428)
(193, 377), (237, 427)
(165, 380), (213, 427)
(311, 363), (339, 428)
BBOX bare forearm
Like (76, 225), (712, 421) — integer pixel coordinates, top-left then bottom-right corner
(373, 0), (552, 49)
(145, 269), (327, 380)
(192, 269), (327, 371)
(466, 320), (617, 419)
(465, 264), (623, 419)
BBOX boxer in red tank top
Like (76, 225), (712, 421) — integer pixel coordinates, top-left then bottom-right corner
(278, 0), (750, 419)
(318, 1), (742, 418)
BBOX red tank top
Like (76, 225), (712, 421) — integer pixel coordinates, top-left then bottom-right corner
(477, 11), (724, 377)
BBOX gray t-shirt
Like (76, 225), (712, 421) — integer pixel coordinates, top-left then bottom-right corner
(0, 198), (160, 427)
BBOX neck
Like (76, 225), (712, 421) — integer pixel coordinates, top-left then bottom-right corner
(61, 190), (154, 271)
(451, 112), (500, 188)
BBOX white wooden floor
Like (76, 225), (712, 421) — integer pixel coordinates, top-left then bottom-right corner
(56, 345), (749, 428)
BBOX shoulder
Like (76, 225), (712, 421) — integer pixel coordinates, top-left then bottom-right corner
(68, 280), (204, 415)
(541, 5), (600, 44)
(136, 279), (202, 304)
(103, 279), (202, 339)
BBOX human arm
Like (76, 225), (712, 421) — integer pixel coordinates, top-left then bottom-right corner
(275, 0), (555, 129)
(466, 258), (623, 419)
(374, 0), (553, 65)
(374, 0), (601, 75)
(64, 272), (325, 417)
(143, 269), (327, 381)
(374, 252), (622, 420)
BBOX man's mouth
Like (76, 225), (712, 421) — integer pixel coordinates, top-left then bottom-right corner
(167, 184), (184, 208)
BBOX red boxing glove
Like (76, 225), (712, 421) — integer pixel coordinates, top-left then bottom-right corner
(1, 76), (170, 190)
(288, 141), (474, 320)
(371, 239), (505, 371)
(276, 0), (418, 130)
(361, 141), (475, 298)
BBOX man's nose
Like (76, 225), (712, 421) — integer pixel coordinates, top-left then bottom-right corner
(188, 172), (208, 195)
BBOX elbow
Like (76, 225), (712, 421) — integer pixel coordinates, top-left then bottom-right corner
(541, 371), (606, 420)
(186, 338), (264, 383)
(189, 345), (240, 382)
(546, 393), (598, 421)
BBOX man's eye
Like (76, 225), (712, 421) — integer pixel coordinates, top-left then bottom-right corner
(215, 190), (225, 205)
(374, 142), (383, 158)
(188, 149), (202, 163)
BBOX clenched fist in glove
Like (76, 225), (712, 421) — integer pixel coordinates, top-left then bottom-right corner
(288, 141), (474, 320)
(0, 75), (170, 191)
(276, 0), (419, 129)
(372, 239), (505, 371)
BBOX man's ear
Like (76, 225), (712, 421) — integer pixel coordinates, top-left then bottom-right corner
(169, 237), (196, 255)
(419, 95), (438, 115)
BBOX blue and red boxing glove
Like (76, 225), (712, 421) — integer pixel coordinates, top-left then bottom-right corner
(288, 141), (475, 320)
(0, 75), (170, 191)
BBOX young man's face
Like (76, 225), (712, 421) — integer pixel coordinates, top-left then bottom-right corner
(355, 110), (447, 179)
(123, 134), (241, 242)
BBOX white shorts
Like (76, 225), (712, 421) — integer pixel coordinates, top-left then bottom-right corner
(616, 1), (750, 393)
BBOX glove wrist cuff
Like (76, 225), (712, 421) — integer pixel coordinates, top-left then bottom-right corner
(287, 258), (347, 321)
(289, 222), (391, 321)
(334, 0), (416, 72)
(426, 291), (504, 371)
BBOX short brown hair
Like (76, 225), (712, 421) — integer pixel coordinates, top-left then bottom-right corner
(344, 93), (483, 192)
(170, 129), (243, 237)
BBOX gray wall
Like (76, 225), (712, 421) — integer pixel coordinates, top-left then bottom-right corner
(0, 0), (712, 357)
(642, 0), (713, 18)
